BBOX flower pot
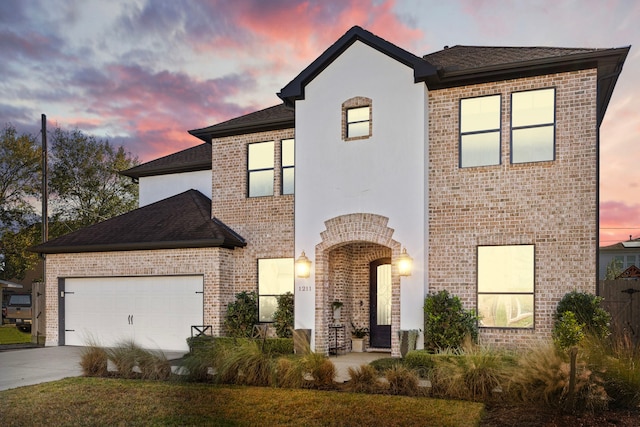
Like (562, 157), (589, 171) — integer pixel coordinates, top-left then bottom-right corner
(351, 337), (365, 352)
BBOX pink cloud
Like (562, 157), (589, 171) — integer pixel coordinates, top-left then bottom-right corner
(600, 201), (640, 245)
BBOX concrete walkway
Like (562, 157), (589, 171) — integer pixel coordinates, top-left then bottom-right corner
(0, 345), (390, 391)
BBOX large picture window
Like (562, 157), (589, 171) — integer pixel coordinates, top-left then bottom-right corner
(460, 94), (501, 168)
(477, 245), (534, 329)
(511, 88), (555, 163)
(248, 141), (274, 197)
(281, 138), (294, 195)
(258, 258), (294, 322)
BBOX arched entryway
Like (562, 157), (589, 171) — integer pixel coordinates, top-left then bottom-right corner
(314, 213), (404, 357)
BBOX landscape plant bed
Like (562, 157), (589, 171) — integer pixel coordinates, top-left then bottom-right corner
(0, 377), (483, 427)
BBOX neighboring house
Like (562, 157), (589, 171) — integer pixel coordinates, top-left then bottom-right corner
(31, 26), (629, 355)
(599, 237), (640, 280)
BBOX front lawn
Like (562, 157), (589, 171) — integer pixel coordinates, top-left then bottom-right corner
(0, 324), (32, 344)
(0, 377), (484, 426)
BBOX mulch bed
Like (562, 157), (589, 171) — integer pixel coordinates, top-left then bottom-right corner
(480, 403), (640, 426)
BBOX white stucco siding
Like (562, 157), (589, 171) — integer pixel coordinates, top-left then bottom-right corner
(138, 170), (212, 206)
(294, 40), (428, 335)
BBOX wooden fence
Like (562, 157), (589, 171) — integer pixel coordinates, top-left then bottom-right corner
(598, 279), (640, 342)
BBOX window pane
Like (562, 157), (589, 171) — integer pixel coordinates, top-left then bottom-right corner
(478, 294), (534, 328)
(347, 107), (369, 123)
(248, 141), (274, 170)
(282, 139), (294, 167)
(282, 168), (294, 195)
(249, 170), (274, 197)
(512, 88), (554, 127)
(512, 126), (554, 163)
(259, 296), (278, 322)
(461, 95), (501, 133)
(348, 121), (369, 138)
(258, 258), (294, 295)
(461, 131), (500, 167)
(478, 245), (534, 293)
(376, 264), (392, 326)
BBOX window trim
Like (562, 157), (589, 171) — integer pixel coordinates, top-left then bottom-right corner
(459, 94), (502, 168)
(342, 97), (372, 141)
(477, 244), (535, 330)
(510, 87), (556, 164)
(281, 138), (294, 195)
(247, 141), (275, 198)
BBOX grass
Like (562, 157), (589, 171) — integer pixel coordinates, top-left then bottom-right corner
(0, 324), (32, 344)
(0, 377), (484, 426)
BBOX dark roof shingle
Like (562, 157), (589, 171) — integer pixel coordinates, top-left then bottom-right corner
(122, 143), (211, 178)
(30, 190), (245, 254)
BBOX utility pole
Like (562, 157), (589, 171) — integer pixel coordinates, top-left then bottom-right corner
(41, 114), (48, 243)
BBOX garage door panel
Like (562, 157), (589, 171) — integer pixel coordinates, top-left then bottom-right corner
(64, 276), (203, 351)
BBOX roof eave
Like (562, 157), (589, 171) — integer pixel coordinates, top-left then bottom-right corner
(121, 161), (212, 179)
(188, 116), (294, 142)
(30, 238), (246, 254)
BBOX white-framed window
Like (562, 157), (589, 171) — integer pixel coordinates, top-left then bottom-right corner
(346, 106), (371, 139)
(258, 258), (294, 322)
(511, 88), (555, 163)
(248, 141), (274, 197)
(459, 94), (501, 167)
(477, 245), (535, 329)
(281, 138), (294, 195)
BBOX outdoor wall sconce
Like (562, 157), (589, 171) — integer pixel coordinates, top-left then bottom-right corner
(295, 251), (312, 278)
(397, 248), (413, 276)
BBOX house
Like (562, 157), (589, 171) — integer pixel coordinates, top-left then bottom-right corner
(599, 237), (640, 279)
(31, 26), (629, 355)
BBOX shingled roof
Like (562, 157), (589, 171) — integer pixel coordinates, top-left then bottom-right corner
(121, 143), (211, 179)
(30, 190), (245, 254)
(189, 104), (294, 142)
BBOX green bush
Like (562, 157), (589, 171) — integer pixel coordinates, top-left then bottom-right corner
(369, 357), (402, 373)
(186, 335), (215, 354)
(273, 292), (294, 338)
(403, 350), (437, 378)
(554, 290), (610, 339)
(423, 290), (479, 352)
(224, 291), (258, 338)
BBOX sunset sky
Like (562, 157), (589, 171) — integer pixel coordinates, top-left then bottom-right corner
(2, 0), (638, 245)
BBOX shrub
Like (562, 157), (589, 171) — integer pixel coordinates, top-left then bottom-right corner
(186, 335), (215, 354)
(224, 291), (258, 338)
(274, 356), (305, 389)
(302, 352), (336, 389)
(403, 350), (437, 378)
(106, 341), (171, 380)
(384, 365), (419, 396)
(273, 292), (294, 338)
(136, 349), (171, 380)
(369, 357), (402, 374)
(214, 339), (274, 386)
(583, 333), (640, 409)
(106, 341), (139, 378)
(80, 345), (109, 377)
(346, 364), (382, 394)
(423, 290), (478, 352)
(554, 290), (610, 340)
(180, 352), (213, 382)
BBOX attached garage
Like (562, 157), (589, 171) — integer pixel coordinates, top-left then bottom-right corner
(61, 276), (203, 352)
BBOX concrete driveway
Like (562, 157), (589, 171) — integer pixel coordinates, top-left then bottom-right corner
(0, 346), (84, 391)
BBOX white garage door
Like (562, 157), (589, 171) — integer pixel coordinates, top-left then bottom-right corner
(63, 276), (203, 352)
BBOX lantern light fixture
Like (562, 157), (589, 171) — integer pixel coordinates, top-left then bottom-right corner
(295, 251), (312, 278)
(397, 248), (413, 276)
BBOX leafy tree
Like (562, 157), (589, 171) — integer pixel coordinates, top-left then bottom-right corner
(605, 258), (623, 280)
(273, 292), (294, 338)
(224, 291), (258, 338)
(0, 224), (40, 281)
(554, 290), (610, 339)
(0, 124), (40, 227)
(423, 290), (479, 352)
(49, 127), (139, 231)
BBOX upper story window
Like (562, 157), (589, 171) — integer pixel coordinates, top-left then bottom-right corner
(460, 94), (501, 168)
(477, 245), (535, 329)
(511, 88), (555, 164)
(248, 141), (274, 197)
(281, 138), (295, 195)
(258, 258), (294, 322)
(343, 97), (372, 141)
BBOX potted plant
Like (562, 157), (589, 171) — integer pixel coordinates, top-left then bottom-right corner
(350, 322), (369, 352)
(331, 301), (343, 322)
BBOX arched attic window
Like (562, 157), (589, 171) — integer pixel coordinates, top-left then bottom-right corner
(342, 97), (372, 141)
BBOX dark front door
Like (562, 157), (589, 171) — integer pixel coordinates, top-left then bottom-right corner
(370, 258), (391, 348)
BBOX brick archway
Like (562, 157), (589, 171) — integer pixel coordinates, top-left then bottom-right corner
(314, 213), (403, 356)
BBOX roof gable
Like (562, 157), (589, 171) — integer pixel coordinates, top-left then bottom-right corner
(277, 26), (437, 106)
(30, 190), (245, 254)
